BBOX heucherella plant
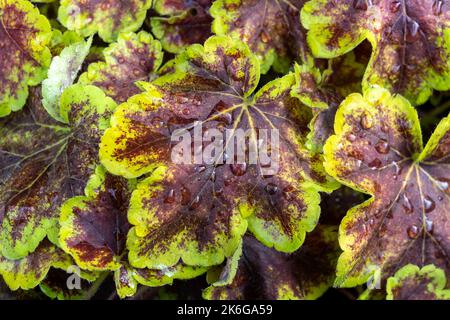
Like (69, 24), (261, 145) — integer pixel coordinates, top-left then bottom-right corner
(0, 0), (448, 301)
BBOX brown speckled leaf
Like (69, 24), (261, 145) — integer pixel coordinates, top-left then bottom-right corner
(203, 225), (340, 300)
(302, 0), (450, 105)
(79, 31), (163, 104)
(0, 0), (52, 117)
(0, 84), (116, 260)
(100, 36), (337, 271)
(324, 86), (450, 288)
(150, 0), (213, 53)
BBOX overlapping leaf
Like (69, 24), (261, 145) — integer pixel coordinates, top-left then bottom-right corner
(0, 0), (52, 117)
(58, 0), (152, 43)
(59, 165), (207, 298)
(203, 225), (340, 300)
(211, 0), (311, 73)
(99, 36), (337, 272)
(301, 0), (450, 105)
(0, 84), (116, 260)
(150, 0), (213, 53)
(39, 268), (99, 300)
(0, 239), (95, 291)
(386, 264), (450, 300)
(42, 36), (93, 122)
(79, 31), (163, 103)
(324, 86), (450, 288)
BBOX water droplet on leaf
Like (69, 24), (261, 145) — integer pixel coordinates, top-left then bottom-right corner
(375, 139), (390, 154)
(265, 183), (278, 195)
(423, 196), (435, 213)
(407, 225), (419, 239)
(230, 163), (247, 176)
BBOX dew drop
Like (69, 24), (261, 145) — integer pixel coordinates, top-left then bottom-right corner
(402, 194), (413, 214)
(164, 189), (175, 204)
(362, 224), (367, 233)
(210, 171), (216, 182)
(261, 30), (271, 43)
(181, 187), (191, 205)
(392, 161), (401, 175)
(425, 219), (434, 233)
(438, 195), (444, 201)
(230, 163), (247, 176)
(392, 64), (402, 73)
(406, 19), (420, 42)
(347, 133), (357, 142)
(215, 187), (223, 196)
(423, 196), (435, 213)
(189, 196), (201, 210)
(381, 122), (390, 133)
(437, 178), (450, 193)
(360, 112), (373, 130)
(182, 107), (190, 116)
(265, 183), (278, 195)
(407, 225), (419, 239)
(353, 0), (372, 10)
(390, 0), (401, 13)
(375, 139), (390, 154)
(433, 0), (443, 15)
(369, 158), (382, 169)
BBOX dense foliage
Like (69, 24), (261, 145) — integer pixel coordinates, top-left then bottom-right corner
(0, 0), (449, 300)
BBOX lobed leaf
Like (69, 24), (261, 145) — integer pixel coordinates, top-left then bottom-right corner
(0, 0), (52, 117)
(79, 31), (163, 103)
(324, 86), (450, 288)
(58, 0), (152, 43)
(0, 85), (116, 259)
(42, 36), (93, 122)
(0, 239), (95, 291)
(203, 225), (340, 300)
(100, 36), (337, 272)
(301, 0), (450, 105)
(386, 264), (450, 300)
(59, 165), (207, 298)
(150, 0), (213, 53)
(211, 0), (312, 74)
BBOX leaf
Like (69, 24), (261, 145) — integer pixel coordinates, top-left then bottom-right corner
(60, 165), (135, 271)
(49, 29), (84, 56)
(292, 63), (342, 153)
(301, 0), (450, 105)
(324, 86), (450, 288)
(211, 0), (311, 73)
(99, 36), (337, 271)
(203, 225), (340, 300)
(79, 31), (163, 104)
(386, 264), (450, 300)
(150, 0), (213, 53)
(0, 84), (116, 259)
(0, 239), (89, 291)
(57, 0), (152, 43)
(39, 268), (97, 300)
(0, 0), (52, 117)
(59, 165), (207, 298)
(42, 37), (93, 122)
